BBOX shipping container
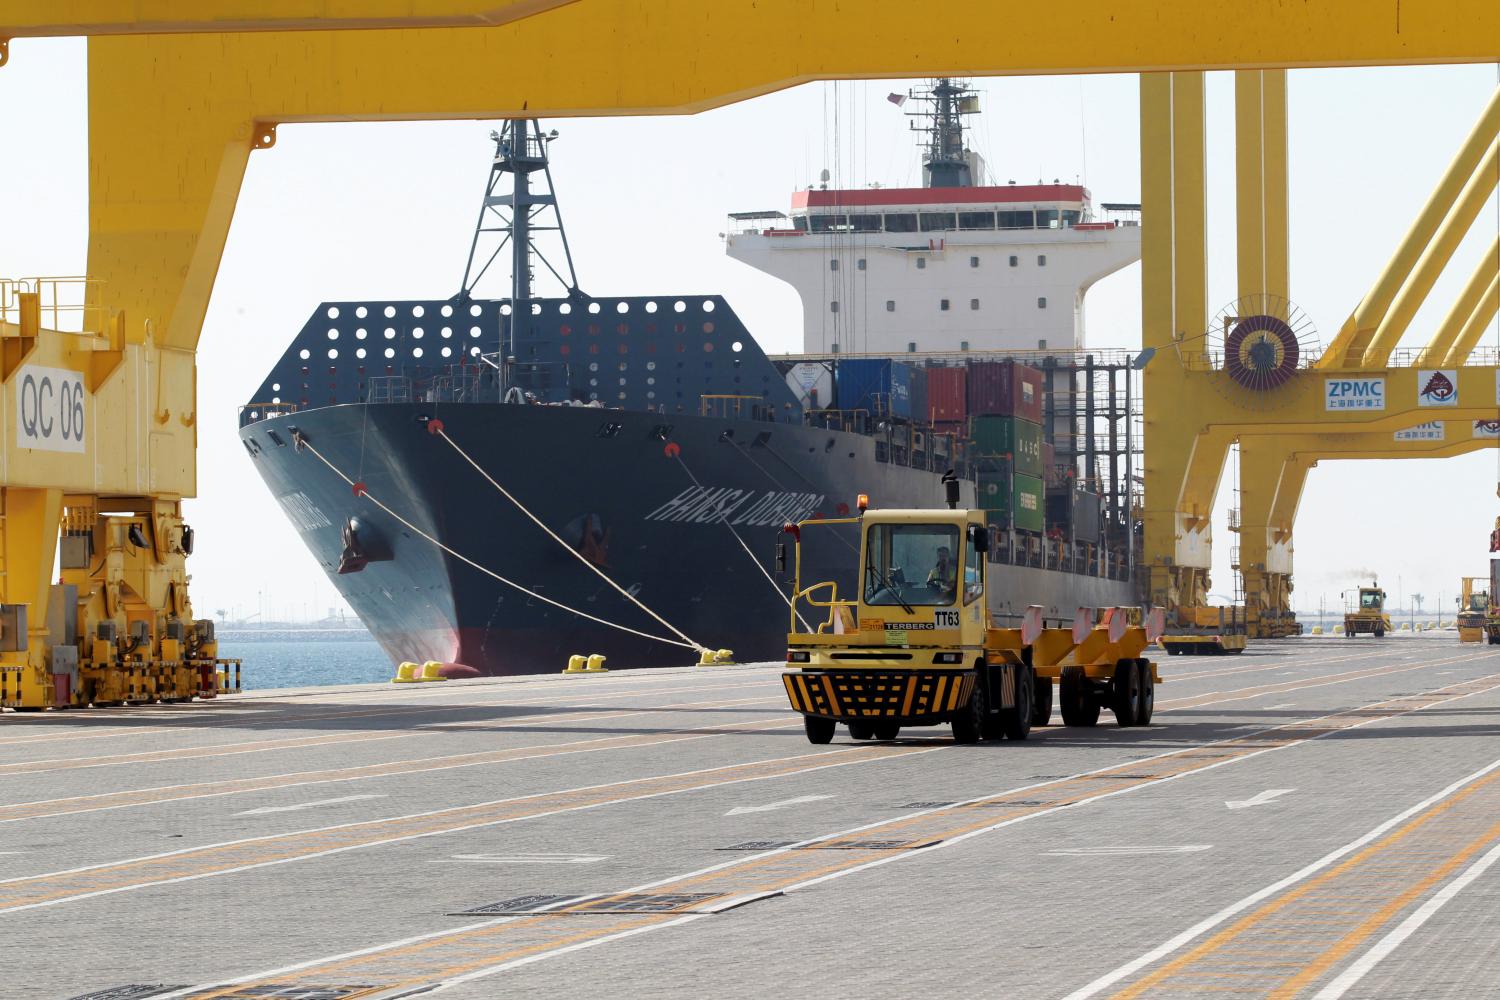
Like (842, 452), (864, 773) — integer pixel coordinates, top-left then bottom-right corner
(926, 366), (968, 424)
(969, 415), (1043, 476)
(834, 359), (917, 420)
(909, 366), (929, 428)
(976, 472), (1045, 533)
(967, 359), (1045, 422)
(783, 361), (835, 411)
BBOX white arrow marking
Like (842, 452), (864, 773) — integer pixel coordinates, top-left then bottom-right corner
(237, 794), (386, 816)
(1225, 788), (1296, 810)
(725, 794), (833, 816)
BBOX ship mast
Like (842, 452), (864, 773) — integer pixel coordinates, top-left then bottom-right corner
(456, 118), (583, 394)
(904, 78), (981, 188)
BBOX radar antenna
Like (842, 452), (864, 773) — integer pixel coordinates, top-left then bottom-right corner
(899, 78), (982, 188)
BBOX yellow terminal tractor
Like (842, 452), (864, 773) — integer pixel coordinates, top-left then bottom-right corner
(1343, 583), (1392, 638)
(1457, 576), (1490, 643)
(779, 474), (1163, 745)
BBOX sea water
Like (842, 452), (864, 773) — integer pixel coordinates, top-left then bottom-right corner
(215, 629), (390, 690)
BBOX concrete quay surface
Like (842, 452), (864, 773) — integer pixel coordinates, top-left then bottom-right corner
(3, 634), (1500, 999)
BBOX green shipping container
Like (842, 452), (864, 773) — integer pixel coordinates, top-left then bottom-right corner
(968, 415), (1043, 477)
(976, 472), (1045, 533)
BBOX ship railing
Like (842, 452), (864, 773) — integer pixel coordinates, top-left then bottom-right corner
(238, 401), (298, 427)
(0, 276), (109, 335)
(368, 375), (412, 404)
(1387, 346), (1500, 368)
(804, 407), (873, 435)
(700, 394), (771, 420)
(421, 371), (483, 403)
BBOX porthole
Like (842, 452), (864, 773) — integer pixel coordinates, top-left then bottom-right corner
(440, 304), (453, 318)
(272, 396), (280, 403)
(588, 362), (599, 372)
(412, 305), (425, 318)
(617, 302), (630, 314)
(271, 383), (281, 391)
(298, 349), (310, 360)
(384, 305), (396, 318)
(327, 329), (338, 340)
(731, 341), (743, 352)
(531, 303), (542, 315)
(384, 328), (396, 339)
(560, 302), (572, 315)
(356, 348), (366, 359)
(470, 346), (481, 356)
(412, 327), (424, 339)
(470, 304), (483, 317)
(673, 300), (686, 313)
(355, 306), (368, 319)
(500, 303), (512, 316)
(703, 322), (715, 334)
(470, 326), (482, 337)
(441, 346), (452, 358)
(645, 301), (658, 313)
(588, 302), (601, 314)
(326, 306), (340, 319)
(441, 327), (452, 338)
(384, 347), (395, 358)
(355, 328), (368, 340)
(413, 347), (423, 358)
(327, 348), (338, 359)
(646, 361), (656, 371)
(702, 300), (716, 313)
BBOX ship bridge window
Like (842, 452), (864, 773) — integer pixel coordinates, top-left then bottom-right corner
(1038, 209), (1060, 229)
(999, 210), (1035, 230)
(857, 258), (867, 270)
(830, 301), (840, 313)
(916, 258), (926, 270)
(885, 213), (918, 233)
(886, 300), (896, 312)
(958, 212), (995, 230)
(920, 212), (956, 232)
(850, 214), (881, 232)
(1062, 210), (1081, 227)
(810, 214), (848, 233)
(1037, 254), (1048, 266)
(940, 299), (950, 311)
(1009, 255), (1018, 267)
(829, 259), (839, 271)
(793, 216), (809, 232)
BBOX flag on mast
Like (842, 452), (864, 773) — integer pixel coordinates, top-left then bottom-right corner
(887, 92), (907, 107)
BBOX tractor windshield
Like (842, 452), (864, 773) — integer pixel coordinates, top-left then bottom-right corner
(863, 523), (961, 607)
(1360, 590), (1382, 610)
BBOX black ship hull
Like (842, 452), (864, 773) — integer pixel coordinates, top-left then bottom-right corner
(240, 402), (1137, 674)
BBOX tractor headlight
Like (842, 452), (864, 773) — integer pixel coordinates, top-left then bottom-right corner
(787, 650), (811, 663)
(933, 652), (963, 664)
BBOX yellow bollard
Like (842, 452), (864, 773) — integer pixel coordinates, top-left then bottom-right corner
(1333, 625), (1344, 634)
(585, 654), (608, 673)
(1311, 626), (1323, 635)
(714, 648), (735, 665)
(419, 660), (449, 682)
(563, 654), (587, 674)
(392, 661), (420, 683)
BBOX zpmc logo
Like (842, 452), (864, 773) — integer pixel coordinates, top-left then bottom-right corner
(1417, 369), (1458, 407)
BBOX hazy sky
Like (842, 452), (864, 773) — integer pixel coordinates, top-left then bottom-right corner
(0, 39), (1496, 620)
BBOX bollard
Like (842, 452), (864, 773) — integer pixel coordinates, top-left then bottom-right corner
(563, 654), (587, 674)
(1311, 626), (1323, 635)
(585, 653), (608, 673)
(419, 660), (448, 682)
(392, 661), (420, 683)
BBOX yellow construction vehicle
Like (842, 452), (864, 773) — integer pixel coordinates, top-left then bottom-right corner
(780, 478), (1162, 744)
(1457, 577), (1489, 643)
(1343, 583), (1392, 638)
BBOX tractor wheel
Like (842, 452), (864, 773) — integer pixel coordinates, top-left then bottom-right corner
(1002, 666), (1033, 741)
(1059, 666), (1099, 727)
(847, 722), (874, 741)
(1111, 660), (1141, 726)
(873, 723), (901, 740)
(951, 682), (984, 744)
(1030, 672), (1053, 727)
(803, 716), (835, 745)
(1135, 660), (1155, 726)
(1374, 627), (1385, 638)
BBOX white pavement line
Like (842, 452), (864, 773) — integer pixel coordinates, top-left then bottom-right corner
(1267, 703), (1297, 709)
(430, 854), (609, 865)
(1044, 846), (1212, 857)
(1060, 758), (1500, 1000)
(1225, 788), (1296, 810)
(725, 794), (833, 816)
(158, 674), (1500, 998)
(235, 794), (387, 816)
(1311, 839), (1500, 999)
(0, 743), (944, 917)
(0, 699), (788, 825)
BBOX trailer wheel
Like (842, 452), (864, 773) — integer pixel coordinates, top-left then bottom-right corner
(1030, 672), (1053, 727)
(874, 723), (901, 740)
(847, 722), (874, 741)
(952, 679), (984, 744)
(804, 716), (835, 745)
(1002, 666), (1033, 741)
(1135, 660), (1154, 725)
(1111, 660), (1140, 727)
(1059, 666), (1099, 727)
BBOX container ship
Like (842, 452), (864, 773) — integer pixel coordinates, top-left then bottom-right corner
(239, 80), (1145, 674)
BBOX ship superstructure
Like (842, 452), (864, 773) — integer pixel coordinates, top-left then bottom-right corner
(726, 80), (1140, 357)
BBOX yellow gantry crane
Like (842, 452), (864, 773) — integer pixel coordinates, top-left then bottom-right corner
(0, 1), (1498, 706)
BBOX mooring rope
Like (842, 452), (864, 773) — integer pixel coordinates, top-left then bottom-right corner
(296, 436), (698, 651)
(431, 426), (710, 654)
(669, 450), (813, 633)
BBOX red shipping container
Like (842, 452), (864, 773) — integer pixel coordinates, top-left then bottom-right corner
(925, 366), (968, 424)
(967, 359), (1045, 423)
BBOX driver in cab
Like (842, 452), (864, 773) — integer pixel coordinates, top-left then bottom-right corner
(927, 546), (956, 596)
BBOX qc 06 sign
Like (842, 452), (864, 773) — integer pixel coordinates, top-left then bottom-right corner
(16, 365), (87, 453)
